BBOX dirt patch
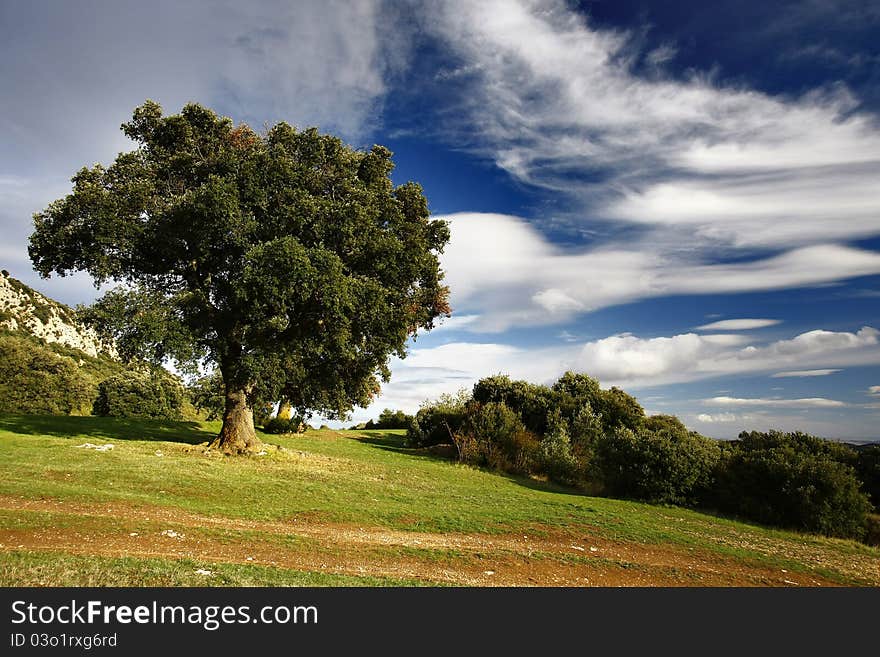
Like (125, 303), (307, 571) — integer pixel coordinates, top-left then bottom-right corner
(0, 495), (867, 587)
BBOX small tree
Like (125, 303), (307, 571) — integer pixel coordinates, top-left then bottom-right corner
(94, 368), (185, 420)
(30, 101), (450, 453)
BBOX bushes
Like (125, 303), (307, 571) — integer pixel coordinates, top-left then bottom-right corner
(406, 390), (469, 447)
(456, 401), (538, 474)
(473, 375), (554, 434)
(0, 333), (94, 415)
(262, 416), (305, 434)
(536, 410), (579, 485)
(414, 374), (876, 543)
(366, 408), (413, 430)
(594, 424), (720, 505)
(712, 431), (871, 539)
(93, 368), (186, 420)
(854, 445), (880, 512)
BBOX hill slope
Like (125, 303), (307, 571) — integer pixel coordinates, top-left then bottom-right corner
(0, 270), (115, 358)
(0, 415), (877, 587)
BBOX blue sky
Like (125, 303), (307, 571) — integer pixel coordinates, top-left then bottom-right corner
(2, 0), (879, 438)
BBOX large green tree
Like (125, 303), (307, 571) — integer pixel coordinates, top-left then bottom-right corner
(29, 101), (450, 453)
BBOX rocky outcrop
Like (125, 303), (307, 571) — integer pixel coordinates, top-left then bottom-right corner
(0, 270), (117, 359)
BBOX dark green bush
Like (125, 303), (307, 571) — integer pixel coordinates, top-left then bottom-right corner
(457, 401), (538, 474)
(473, 374), (554, 434)
(0, 333), (94, 415)
(93, 368), (185, 420)
(406, 390), (470, 447)
(594, 424), (720, 505)
(854, 445), (880, 512)
(262, 416), (304, 434)
(536, 410), (579, 485)
(366, 408), (413, 430)
(712, 431), (871, 539)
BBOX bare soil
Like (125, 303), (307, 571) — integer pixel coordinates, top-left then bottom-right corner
(1, 495), (871, 586)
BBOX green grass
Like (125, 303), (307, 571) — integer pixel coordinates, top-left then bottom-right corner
(0, 550), (431, 586)
(0, 414), (878, 586)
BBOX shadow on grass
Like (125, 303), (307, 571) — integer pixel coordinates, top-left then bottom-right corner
(349, 431), (460, 464)
(0, 413), (216, 446)
(348, 431), (587, 497)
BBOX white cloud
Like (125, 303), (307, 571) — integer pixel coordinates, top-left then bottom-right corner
(571, 326), (879, 387)
(771, 369), (841, 378)
(697, 319), (781, 331)
(869, 386), (880, 396)
(430, 314), (481, 332)
(442, 213), (880, 331)
(705, 396), (848, 408)
(696, 413), (739, 423)
(426, 0), (880, 250)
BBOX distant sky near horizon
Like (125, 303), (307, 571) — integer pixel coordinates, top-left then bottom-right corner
(2, 0), (879, 438)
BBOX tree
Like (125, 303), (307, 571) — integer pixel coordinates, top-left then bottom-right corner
(30, 101), (450, 453)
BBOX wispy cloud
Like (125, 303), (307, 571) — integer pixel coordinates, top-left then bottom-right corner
(771, 369), (841, 378)
(704, 396), (848, 408)
(425, 0), (880, 251)
(696, 319), (781, 331)
(442, 213), (880, 331)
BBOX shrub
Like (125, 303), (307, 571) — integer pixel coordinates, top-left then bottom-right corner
(537, 410), (579, 485)
(0, 333), (94, 415)
(473, 374), (554, 434)
(93, 368), (185, 420)
(595, 425), (721, 505)
(262, 416), (305, 434)
(712, 431), (871, 539)
(457, 401), (539, 474)
(855, 445), (880, 512)
(366, 409), (413, 430)
(406, 390), (470, 447)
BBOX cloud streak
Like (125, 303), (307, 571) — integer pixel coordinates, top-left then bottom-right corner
(771, 369), (841, 378)
(696, 319), (782, 331)
(425, 0), (880, 249)
(442, 213), (880, 331)
(705, 396), (848, 408)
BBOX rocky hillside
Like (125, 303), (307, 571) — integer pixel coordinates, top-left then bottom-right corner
(0, 270), (116, 358)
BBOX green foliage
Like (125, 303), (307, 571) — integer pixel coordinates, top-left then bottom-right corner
(0, 333), (94, 415)
(366, 408), (413, 430)
(262, 416), (304, 435)
(713, 431), (871, 539)
(473, 374), (554, 434)
(406, 390), (470, 447)
(93, 368), (186, 420)
(186, 372), (225, 421)
(537, 410), (579, 485)
(855, 445), (880, 512)
(596, 386), (644, 432)
(594, 424), (721, 505)
(30, 101), (451, 441)
(457, 401), (538, 474)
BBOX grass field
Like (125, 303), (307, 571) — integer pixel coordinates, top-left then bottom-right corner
(0, 413), (877, 586)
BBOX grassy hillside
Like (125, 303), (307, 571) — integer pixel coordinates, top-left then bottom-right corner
(0, 414), (877, 586)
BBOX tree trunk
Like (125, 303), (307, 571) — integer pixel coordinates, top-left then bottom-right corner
(209, 387), (264, 454)
(276, 398), (292, 420)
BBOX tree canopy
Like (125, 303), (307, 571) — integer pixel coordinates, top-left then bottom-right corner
(30, 101), (450, 452)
